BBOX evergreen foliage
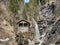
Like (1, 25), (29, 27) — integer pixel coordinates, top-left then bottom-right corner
(9, 0), (19, 15)
(23, 0), (39, 20)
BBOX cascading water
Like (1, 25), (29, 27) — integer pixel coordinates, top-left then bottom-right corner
(32, 18), (40, 41)
(29, 1), (55, 45)
(39, 33), (46, 45)
(32, 18), (46, 45)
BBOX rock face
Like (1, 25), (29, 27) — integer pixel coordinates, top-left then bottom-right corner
(0, 0), (60, 45)
(44, 19), (60, 45)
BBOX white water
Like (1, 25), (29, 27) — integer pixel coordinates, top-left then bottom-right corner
(32, 18), (47, 45)
(32, 18), (40, 41)
(39, 33), (46, 45)
(30, 1), (54, 45)
(31, 4), (52, 45)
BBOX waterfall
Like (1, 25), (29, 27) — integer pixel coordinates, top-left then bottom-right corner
(39, 33), (46, 45)
(32, 18), (40, 41)
(32, 18), (46, 45)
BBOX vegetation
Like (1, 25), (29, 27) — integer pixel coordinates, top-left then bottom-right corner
(23, 0), (39, 20)
(9, 0), (46, 20)
(40, 0), (46, 5)
(9, 0), (19, 15)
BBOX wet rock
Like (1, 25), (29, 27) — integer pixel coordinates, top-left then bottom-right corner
(47, 20), (54, 25)
(52, 19), (60, 34)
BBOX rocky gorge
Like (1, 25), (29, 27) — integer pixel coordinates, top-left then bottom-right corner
(0, 0), (60, 45)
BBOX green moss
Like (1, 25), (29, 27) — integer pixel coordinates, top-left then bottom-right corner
(9, 0), (19, 15)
